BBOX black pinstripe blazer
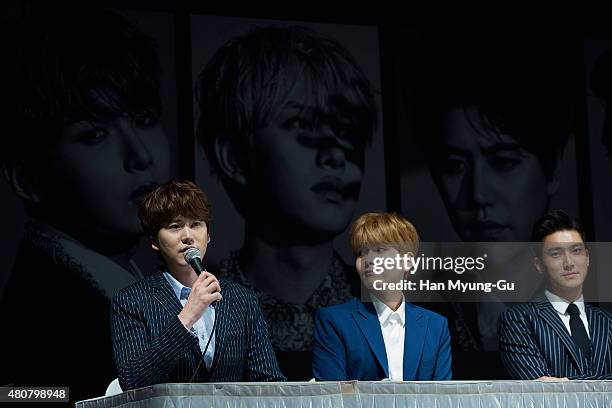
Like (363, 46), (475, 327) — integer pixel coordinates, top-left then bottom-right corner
(498, 299), (612, 379)
(111, 272), (285, 390)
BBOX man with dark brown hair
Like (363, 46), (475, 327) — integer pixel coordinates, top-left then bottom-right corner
(498, 210), (612, 380)
(111, 180), (284, 390)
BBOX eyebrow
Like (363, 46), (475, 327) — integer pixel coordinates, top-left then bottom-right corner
(63, 118), (93, 126)
(546, 243), (585, 252)
(281, 102), (317, 114)
(281, 102), (325, 118)
(481, 143), (523, 155)
(440, 142), (524, 156)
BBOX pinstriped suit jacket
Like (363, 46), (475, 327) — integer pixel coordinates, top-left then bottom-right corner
(111, 272), (285, 390)
(498, 299), (612, 379)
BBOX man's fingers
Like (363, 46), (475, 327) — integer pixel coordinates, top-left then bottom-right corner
(196, 271), (213, 283)
(208, 281), (221, 294)
(196, 271), (217, 283)
(191, 275), (221, 299)
(198, 275), (215, 287)
(195, 274), (218, 289)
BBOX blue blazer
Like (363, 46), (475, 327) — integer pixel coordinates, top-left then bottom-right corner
(313, 298), (452, 381)
(111, 272), (285, 390)
(498, 300), (612, 379)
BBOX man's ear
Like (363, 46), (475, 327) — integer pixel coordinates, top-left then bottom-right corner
(213, 135), (247, 186)
(355, 256), (364, 274)
(3, 162), (42, 203)
(546, 153), (563, 196)
(405, 251), (415, 271)
(534, 256), (543, 274)
(150, 235), (160, 252)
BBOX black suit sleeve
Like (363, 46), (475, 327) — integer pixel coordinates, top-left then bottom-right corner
(111, 289), (199, 390)
(498, 307), (551, 380)
(243, 291), (286, 382)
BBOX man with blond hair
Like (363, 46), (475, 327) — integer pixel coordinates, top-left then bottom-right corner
(312, 212), (452, 381)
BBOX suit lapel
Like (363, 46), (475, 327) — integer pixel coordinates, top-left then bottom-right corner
(403, 303), (427, 380)
(352, 301), (389, 377)
(535, 300), (584, 373)
(587, 305), (610, 375)
(148, 272), (183, 317)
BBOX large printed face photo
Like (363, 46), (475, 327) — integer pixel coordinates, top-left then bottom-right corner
(430, 106), (556, 243)
(189, 17), (385, 378)
(191, 16), (385, 267)
(399, 34), (579, 244)
(586, 44), (612, 242)
(0, 7), (179, 402)
(246, 81), (366, 240)
(39, 114), (170, 243)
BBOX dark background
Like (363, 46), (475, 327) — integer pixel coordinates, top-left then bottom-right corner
(1, 1), (611, 388)
(2, 3), (610, 296)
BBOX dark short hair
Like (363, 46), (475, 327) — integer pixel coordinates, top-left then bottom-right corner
(139, 180), (212, 238)
(0, 8), (161, 167)
(414, 35), (570, 180)
(195, 25), (377, 203)
(531, 209), (585, 250)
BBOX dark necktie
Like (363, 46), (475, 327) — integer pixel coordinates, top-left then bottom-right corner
(566, 303), (591, 360)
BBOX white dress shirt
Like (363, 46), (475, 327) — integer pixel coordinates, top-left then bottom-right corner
(545, 290), (590, 338)
(164, 272), (216, 369)
(372, 296), (405, 381)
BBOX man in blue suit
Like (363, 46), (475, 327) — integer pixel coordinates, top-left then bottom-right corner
(498, 210), (612, 380)
(313, 212), (452, 381)
(111, 180), (285, 390)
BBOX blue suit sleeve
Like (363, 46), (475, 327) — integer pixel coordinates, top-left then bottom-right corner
(312, 308), (348, 381)
(433, 317), (452, 380)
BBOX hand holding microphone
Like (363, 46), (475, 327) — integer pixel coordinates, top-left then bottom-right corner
(178, 248), (222, 329)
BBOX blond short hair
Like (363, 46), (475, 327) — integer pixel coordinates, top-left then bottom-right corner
(349, 212), (419, 256)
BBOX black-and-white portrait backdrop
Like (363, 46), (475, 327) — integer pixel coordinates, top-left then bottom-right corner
(191, 16), (386, 270)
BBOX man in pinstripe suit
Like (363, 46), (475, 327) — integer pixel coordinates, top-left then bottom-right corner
(498, 210), (612, 380)
(111, 180), (285, 391)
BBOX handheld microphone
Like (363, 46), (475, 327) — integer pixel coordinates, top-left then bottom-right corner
(184, 247), (204, 276)
(184, 246), (219, 383)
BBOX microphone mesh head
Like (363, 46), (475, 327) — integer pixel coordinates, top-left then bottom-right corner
(184, 247), (202, 263)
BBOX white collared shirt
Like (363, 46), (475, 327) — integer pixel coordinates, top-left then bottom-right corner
(372, 295), (405, 381)
(545, 290), (590, 338)
(164, 272), (216, 369)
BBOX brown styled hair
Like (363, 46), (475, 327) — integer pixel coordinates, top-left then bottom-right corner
(138, 180), (212, 238)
